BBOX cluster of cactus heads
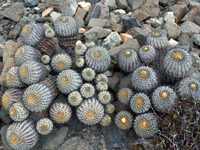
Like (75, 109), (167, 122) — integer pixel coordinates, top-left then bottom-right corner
(1, 15), (198, 149)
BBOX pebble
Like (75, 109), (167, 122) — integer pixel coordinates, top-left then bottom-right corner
(172, 41), (190, 52)
(42, 7), (53, 17)
(78, 1), (91, 12)
(88, 18), (107, 28)
(178, 33), (193, 47)
(25, 0), (39, 7)
(85, 4), (101, 23)
(76, 16), (85, 27)
(36, 8), (45, 14)
(84, 26), (112, 42)
(96, 2), (110, 19)
(194, 10), (200, 26)
(116, 0), (128, 9)
(1, 125), (12, 150)
(105, 0), (117, 10)
(181, 7), (198, 22)
(102, 32), (122, 49)
(74, 7), (87, 19)
(118, 73), (132, 89)
(113, 9), (126, 14)
(145, 17), (161, 27)
(8, 25), (21, 39)
(164, 12), (176, 22)
(192, 34), (200, 46)
(169, 38), (178, 47)
(79, 27), (86, 34)
(180, 21), (200, 36)
(50, 11), (62, 22)
(121, 16), (140, 30)
(108, 76), (120, 91)
(120, 33), (133, 43)
(163, 21), (181, 39)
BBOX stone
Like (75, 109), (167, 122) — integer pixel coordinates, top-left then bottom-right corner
(118, 73), (132, 89)
(84, 26), (112, 42)
(131, 0), (146, 11)
(102, 32), (122, 49)
(96, 2), (110, 19)
(121, 16), (140, 30)
(131, 0), (159, 22)
(50, 11), (62, 22)
(172, 41), (190, 52)
(46, 0), (78, 16)
(0, 62), (3, 74)
(113, 9), (126, 14)
(41, 127), (69, 150)
(181, 7), (198, 22)
(0, 24), (3, 33)
(0, 3), (25, 22)
(178, 33), (193, 47)
(192, 34), (200, 46)
(163, 21), (181, 39)
(85, 4), (101, 23)
(164, 12), (176, 22)
(86, 0), (100, 3)
(194, 10), (200, 26)
(36, 8), (45, 13)
(74, 7), (87, 19)
(120, 33), (133, 43)
(114, 101), (129, 112)
(37, 3), (46, 8)
(0, 44), (4, 57)
(105, 0), (117, 10)
(126, 27), (152, 46)
(109, 13), (124, 33)
(41, 0), (45, 2)
(78, 1), (91, 12)
(127, 0), (133, 7)
(0, 110), (11, 125)
(180, 21), (200, 36)
(108, 76), (120, 91)
(76, 16), (85, 27)
(190, 48), (200, 70)
(8, 25), (21, 39)
(58, 136), (93, 150)
(116, 0), (128, 9)
(169, 2), (189, 23)
(0, 36), (6, 45)
(1, 125), (12, 150)
(88, 18), (107, 28)
(187, 67), (200, 81)
(25, 0), (39, 6)
(105, 70), (113, 77)
(145, 17), (162, 27)
(42, 7), (53, 17)
(169, 38), (178, 47)
(79, 27), (86, 33)
(109, 39), (140, 62)
(159, 0), (178, 6)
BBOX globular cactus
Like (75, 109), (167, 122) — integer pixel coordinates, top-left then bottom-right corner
(115, 111), (133, 130)
(56, 69), (82, 94)
(134, 113), (158, 138)
(41, 55), (51, 64)
(96, 81), (108, 92)
(152, 86), (177, 113)
(75, 57), (85, 68)
(117, 88), (133, 105)
(36, 118), (53, 135)
(45, 28), (55, 38)
(105, 103), (115, 114)
(75, 43), (87, 56)
(77, 98), (104, 125)
(6, 119), (39, 150)
(118, 49), (140, 72)
(15, 45), (42, 66)
(98, 91), (111, 104)
(80, 83), (95, 99)
(85, 46), (111, 73)
(81, 68), (96, 82)
(99, 114), (111, 126)
(138, 45), (156, 64)
(95, 74), (108, 83)
(68, 91), (83, 106)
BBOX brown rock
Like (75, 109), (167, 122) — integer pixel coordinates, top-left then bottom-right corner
(113, 101), (129, 113)
(131, 0), (159, 22)
(74, 7), (87, 19)
(169, 2), (189, 23)
(120, 33), (133, 43)
(37, 3), (46, 8)
(181, 7), (198, 22)
(42, 7), (53, 17)
(180, 21), (200, 36)
(79, 27), (86, 34)
(8, 25), (21, 39)
(178, 33), (193, 47)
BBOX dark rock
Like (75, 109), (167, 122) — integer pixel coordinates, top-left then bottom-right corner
(169, 2), (189, 23)
(96, 2), (110, 19)
(25, 0), (39, 7)
(0, 3), (25, 22)
(122, 16), (140, 30)
(105, 0), (117, 10)
(1, 125), (12, 150)
(0, 109), (11, 125)
(116, 0), (128, 9)
(66, 108), (83, 128)
(180, 21), (200, 36)
(76, 16), (85, 27)
(172, 41), (190, 52)
(114, 101), (130, 112)
(0, 24), (3, 33)
(159, 0), (178, 7)
(192, 34), (200, 46)
(86, 0), (100, 3)
(36, 8), (45, 14)
(125, 6), (132, 13)
(0, 36), (6, 45)
(181, 7), (198, 22)
(126, 26), (152, 46)
(100, 121), (127, 149)
(118, 73), (132, 89)
(8, 25), (21, 39)
(178, 33), (193, 47)
(0, 0), (3, 3)
(85, 4), (101, 24)
(108, 76), (120, 91)
(0, 19), (9, 27)
(35, 16), (52, 22)
(194, 10), (200, 26)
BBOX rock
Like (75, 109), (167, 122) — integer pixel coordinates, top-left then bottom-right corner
(113, 9), (126, 14)
(79, 27), (86, 34)
(169, 2), (189, 23)
(190, 48), (200, 70)
(0, 19), (9, 27)
(46, 0), (78, 16)
(41, 0), (45, 2)
(169, 38), (178, 47)
(178, 33), (193, 47)
(86, 0), (100, 3)
(88, 18), (107, 28)
(127, 0), (133, 7)
(120, 33), (133, 43)
(145, 17), (162, 27)
(105, 0), (117, 10)
(105, 70), (113, 77)
(0, 44), (4, 57)
(1, 125), (12, 150)
(58, 136), (93, 150)
(180, 21), (200, 36)
(96, 2), (110, 19)
(126, 26), (152, 46)
(8, 25), (21, 39)
(172, 41), (190, 52)
(164, 12), (176, 22)
(121, 16), (140, 30)
(25, 0), (39, 6)
(0, 110), (11, 125)
(84, 26), (112, 42)
(114, 101), (129, 112)
(118, 73), (132, 89)
(100, 121), (127, 149)
(0, 36), (6, 45)
(192, 34), (200, 46)
(131, 0), (159, 22)
(85, 4), (101, 23)
(109, 39), (140, 62)
(109, 12), (124, 32)
(41, 7), (53, 17)
(37, 3), (46, 8)
(0, 3), (25, 22)
(0, 24), (3, 33)
(181, 7), (198, 22)
(76, 16), (85, 28)
(50, 11), (62, 22)
(131, 0), (146, 11)
(194, 10), (200, 26)
(159, 0), (178, 6)
(36, 8), (45, 14)
(102, 32), (122, 49)
(187, 67), (200, 81)
(107, 76), (120, 91)
(163, 21), (181, 39)
(41, 127), (69, 150)
(116, 0), (128, 9)
(74, 7), (87, 19)
(78, 1), (91, 12)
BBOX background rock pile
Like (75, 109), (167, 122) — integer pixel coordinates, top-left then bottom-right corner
(0, 0), (200, 149)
